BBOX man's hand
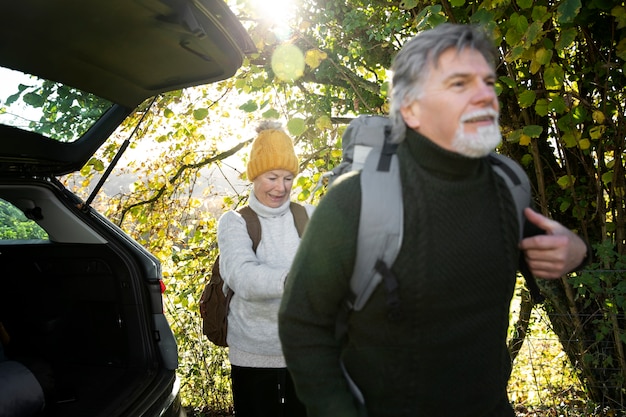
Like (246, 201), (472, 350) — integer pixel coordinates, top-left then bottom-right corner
(519, 208), (588, 279)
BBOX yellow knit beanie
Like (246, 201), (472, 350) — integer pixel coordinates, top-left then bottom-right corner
(246, 120), (299, 181)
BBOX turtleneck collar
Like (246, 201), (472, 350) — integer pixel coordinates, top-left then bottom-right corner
(402, 128), (486, 180)
(248, 190), (292, 218)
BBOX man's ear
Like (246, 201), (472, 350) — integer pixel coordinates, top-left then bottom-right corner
(400, 101), (420, 129)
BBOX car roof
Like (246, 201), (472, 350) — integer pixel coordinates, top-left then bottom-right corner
(0, 0), (255, 175)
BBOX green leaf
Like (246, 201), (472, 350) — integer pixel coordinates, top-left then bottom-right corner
(612, 5), (626, 29)
(549, 96), (568, 114)
(535, 48), (553, 65)
(509, 45), (526, 61)
(286, 118), (306, 136)
(556, 0), (582, 24)
(510, 13), (529, 33)
(531, 5), (551, 22)
(516, 0), (532, 9)
(557, 175), (576, 189)
(80, 165), (91, 176)
(523, 125), (543, 138)
(414, 5), (442, 30)
(450, 0), (465, 6)
(601, 171), (613, 186)
(525, 20), (544, 45)
(5, 92), (20, 106)
(521, 154), (533, 166)
(561, 132), (579, 148)
(505, 14), (528, 46)
(505, 129), (523, 143)
(616, 38), (626, 61)
(556, 28), (578, 50)
(262, 108), (280, 119)
(193, 108), (208, 120)
(470, 9), (496, 27)
(518, 90), (536, 108)
(543, 64), (565, 90)
(498, 76), (516, 89)
(23, 92), (44, 107)
(239, 100), (259, 113)
(535, 98), (549, 116)
(399, 0), (418, 9)
(164, 108), (174, 118)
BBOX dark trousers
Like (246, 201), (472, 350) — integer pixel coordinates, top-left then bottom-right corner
(231, 365), (307, 417)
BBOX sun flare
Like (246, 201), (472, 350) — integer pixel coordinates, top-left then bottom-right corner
(250, 0), (296, 29)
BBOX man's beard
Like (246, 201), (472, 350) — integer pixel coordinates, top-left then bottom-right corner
(451, 110), (502, 158)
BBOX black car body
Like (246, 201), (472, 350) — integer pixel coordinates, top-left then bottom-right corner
(0, 1), (254, 416)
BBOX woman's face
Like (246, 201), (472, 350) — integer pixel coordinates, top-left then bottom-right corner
(252, 169), (295, 208)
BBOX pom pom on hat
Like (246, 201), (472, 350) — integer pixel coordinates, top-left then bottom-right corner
(246, 120), (299, 181)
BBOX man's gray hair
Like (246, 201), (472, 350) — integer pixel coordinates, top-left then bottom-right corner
(389, 23), (498, 143)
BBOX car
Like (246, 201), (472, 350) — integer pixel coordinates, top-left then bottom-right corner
(0, 1), (254, 416)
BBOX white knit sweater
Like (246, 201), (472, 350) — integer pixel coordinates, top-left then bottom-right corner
(216, 192), (314, 367)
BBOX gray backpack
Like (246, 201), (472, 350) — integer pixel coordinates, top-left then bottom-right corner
(332, 115), (542, 320)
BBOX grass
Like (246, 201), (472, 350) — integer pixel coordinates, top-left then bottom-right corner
(507, 291), (623, 417)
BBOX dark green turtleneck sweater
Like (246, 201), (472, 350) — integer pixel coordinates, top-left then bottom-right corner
(279, 129), (519, 417)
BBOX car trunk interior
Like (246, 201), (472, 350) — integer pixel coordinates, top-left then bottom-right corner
(0, 242), (159, 416)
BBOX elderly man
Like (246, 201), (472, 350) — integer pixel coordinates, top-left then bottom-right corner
(278, 23), (587, 417)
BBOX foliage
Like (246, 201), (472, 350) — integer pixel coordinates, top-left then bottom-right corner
(4, 0), (623, 413)
(0, 199), (48, 240)
(3, 78), (112, 142)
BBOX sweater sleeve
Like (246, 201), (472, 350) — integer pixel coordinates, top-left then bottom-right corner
(217, 210), (287, 300)
(279, 173), (362, 417)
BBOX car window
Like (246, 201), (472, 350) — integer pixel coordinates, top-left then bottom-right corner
(0, 198), (48, 241)
(0, 66), (114, 143)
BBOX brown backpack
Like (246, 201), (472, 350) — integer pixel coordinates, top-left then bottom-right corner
(199, 203), (309, 346)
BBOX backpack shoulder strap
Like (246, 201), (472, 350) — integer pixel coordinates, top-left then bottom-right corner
(488, 152), (532, 241)
(238, 203), (309, 252)
(350, 135), (403, 312)
(289, 202), (309, 237)
(487, 153), (544, 304)
(238, 206), (261, 252)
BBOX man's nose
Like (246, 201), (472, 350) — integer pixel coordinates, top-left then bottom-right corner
(474, 81), (497, 104)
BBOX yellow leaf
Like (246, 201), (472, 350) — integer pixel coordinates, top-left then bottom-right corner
(590, 125), (605, 140)
(519, 134), (532, 146)
(305, 49), (328, 69)
(530, 59), (542, 75)
(578, 138), (591, 150)
(592, 110), (606, 124)
(315, 115), (332, 130)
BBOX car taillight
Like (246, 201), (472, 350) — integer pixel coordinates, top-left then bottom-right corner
(159, 280), (166, 294)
